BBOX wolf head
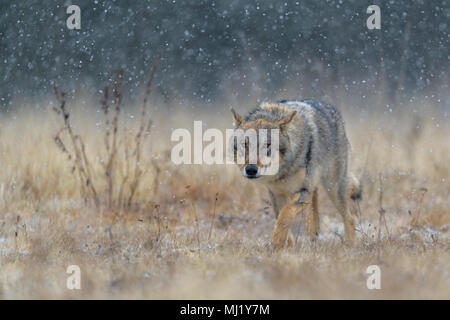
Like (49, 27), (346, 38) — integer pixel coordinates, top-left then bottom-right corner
(230, 106), (296, 180)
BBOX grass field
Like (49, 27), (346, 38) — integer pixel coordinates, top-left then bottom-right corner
(0, 90), (448, 299)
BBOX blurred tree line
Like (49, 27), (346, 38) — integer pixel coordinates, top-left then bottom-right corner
(0, 0), (448, 108)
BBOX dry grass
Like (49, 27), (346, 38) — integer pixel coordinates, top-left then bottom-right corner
(0, 90), (448, 299)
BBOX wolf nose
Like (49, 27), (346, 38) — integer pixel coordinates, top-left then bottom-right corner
(245, 164), (258, 177)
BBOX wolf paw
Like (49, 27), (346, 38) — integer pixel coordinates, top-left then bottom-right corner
(270, 232), (294, 249)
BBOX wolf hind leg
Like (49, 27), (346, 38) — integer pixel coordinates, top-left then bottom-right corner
(337, 188), (355, 244)
(341, 205), (355, 243)
(305, 188), (320, 239)
(324, 180), (355, 244)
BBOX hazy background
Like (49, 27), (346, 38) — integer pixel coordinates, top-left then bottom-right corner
(0, 0), (448, 110)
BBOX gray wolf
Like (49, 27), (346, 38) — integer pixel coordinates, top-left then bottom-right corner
(231, 99), (361, 248)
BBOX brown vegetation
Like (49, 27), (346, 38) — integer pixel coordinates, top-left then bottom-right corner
(0, 85), (448, 298)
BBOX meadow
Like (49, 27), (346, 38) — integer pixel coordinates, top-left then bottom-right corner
(0, 83), (448, 299)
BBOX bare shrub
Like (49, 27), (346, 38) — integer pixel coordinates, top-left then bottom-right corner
(52, 58), (160, 211)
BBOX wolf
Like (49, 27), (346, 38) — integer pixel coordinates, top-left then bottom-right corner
(230, 99), (361, 248)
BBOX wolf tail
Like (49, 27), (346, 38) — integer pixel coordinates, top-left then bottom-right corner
(348, 173), (362, 201)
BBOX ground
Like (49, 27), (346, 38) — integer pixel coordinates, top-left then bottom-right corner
(0, 96), (448, 299)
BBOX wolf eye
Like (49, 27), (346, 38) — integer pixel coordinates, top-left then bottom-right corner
(263, 142), (272, 157)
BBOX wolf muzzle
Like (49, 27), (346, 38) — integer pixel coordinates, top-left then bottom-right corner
(243, 164), (260, 179)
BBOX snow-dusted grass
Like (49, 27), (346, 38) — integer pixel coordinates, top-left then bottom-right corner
(0, 99), (448, 299)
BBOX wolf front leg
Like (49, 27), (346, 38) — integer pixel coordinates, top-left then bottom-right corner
(271, 193), (311, 249)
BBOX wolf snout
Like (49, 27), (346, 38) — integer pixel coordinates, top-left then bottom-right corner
(244, 164), (260, 179)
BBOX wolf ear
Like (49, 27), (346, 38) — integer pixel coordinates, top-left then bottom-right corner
(231, 108), (245, 126)
(276, 111), (296, 128)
